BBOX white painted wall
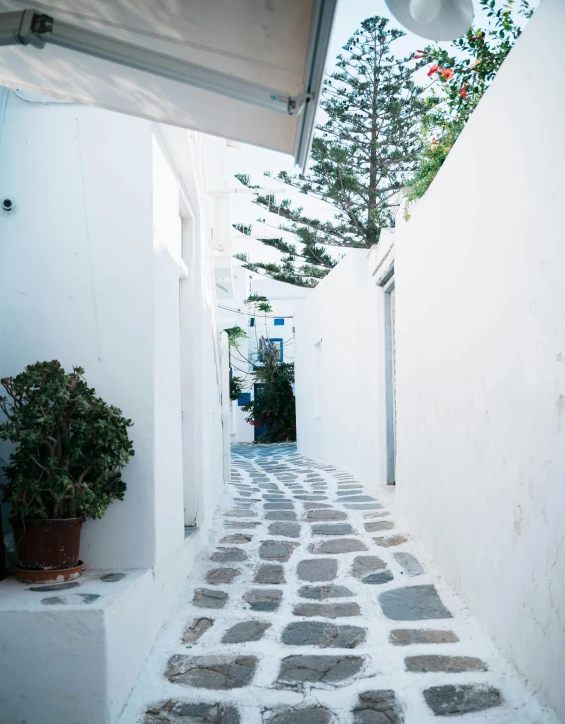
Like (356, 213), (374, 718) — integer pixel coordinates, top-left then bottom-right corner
(295, 250), (388, 486)
(0, 94), (156, 569)
(394, 1), (565, 718)
(152, 132), (185, 568)
(0, 93), (229, 723)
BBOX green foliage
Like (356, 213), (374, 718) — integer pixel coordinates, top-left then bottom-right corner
(407, 119), (465, 201)
(407, 0), (537, 200)
(234, 175), (260, 190)
(224, 326), (247, 347)
(233, 222), (253, 236)
(235, 16), (427, 286)
(0, 361), (134, 520)
(243, 344), (296, 443)
(229, 375), (245, 402)
(244, 294), (272, 314)
(235, 254), (320, 288)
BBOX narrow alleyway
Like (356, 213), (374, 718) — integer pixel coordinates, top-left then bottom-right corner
(120, 444), (550, 724)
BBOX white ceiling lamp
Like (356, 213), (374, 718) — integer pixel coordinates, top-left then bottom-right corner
(385, 0), (474, 40)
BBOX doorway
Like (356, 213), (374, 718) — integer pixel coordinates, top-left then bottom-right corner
(253, 383), (268, 441)
(382, 271), (396, 485)
(178, 195), (198, 528)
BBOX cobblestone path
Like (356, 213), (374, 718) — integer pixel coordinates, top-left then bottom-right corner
(120, 444), (552, 724)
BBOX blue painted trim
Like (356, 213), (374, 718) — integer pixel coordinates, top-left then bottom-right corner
(270, 338), (284, 362)
(238, 392), (251, 406)
(258, 337), (284, 362)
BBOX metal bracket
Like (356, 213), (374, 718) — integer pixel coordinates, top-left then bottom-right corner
(17, 9), (52, 48)
(0, 9), (50, 48)
(287, 92), (313, 116)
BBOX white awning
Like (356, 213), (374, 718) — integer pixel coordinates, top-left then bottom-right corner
(0, 0), (336, 166)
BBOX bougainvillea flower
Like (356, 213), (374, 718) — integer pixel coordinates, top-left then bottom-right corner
(440, 68), (454, 80)
(459, 82), (467, 99)
(427, 63), (440, 77)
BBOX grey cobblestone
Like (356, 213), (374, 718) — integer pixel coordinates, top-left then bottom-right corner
(121, 445), (533, 724)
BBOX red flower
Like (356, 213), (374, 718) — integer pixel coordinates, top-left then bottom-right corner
(427, 63), (440, 77)
(414, 49), (426, 60)
(440, 68), (454, 80)
(459, 82), (467, 99)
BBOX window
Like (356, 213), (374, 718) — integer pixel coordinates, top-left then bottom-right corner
(274, 318), (285, 326)
(238, 392), (251, 406)
(258, 337), (284, 362)
(249, 317), (255, 327)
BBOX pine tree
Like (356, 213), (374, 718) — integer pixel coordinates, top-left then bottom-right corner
(234, 16), (427, 287)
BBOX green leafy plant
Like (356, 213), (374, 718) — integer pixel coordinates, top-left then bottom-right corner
(224, 326), (248, 347)
(234, 16), (427, 286)
(407, 0), (537, 201)
(244, 294), (272, 314)
(0, 360), (134, 520)
(229, 375), (245, 402)
(243, 343), (296, 443)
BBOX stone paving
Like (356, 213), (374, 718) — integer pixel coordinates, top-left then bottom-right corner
(120, 444), (553, 724)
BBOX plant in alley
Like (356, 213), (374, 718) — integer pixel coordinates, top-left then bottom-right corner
(224, 326), (248, 348)
(234, 16), (428, 286)
(0, 360), (134, 579)
(407, 0), (538, 201)
(229, 375), (245, 402)
(244, 294), (272, 314)
(0, 360), (134, 520)
(242, 342), (296, 443)
(224, 326), (249, 400)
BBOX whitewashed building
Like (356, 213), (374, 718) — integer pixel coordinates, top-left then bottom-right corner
(219, 266), (309, 442)
(0, 89), (233, 724)
(295, 1), (565, 720)
(0, 3), (336, 722)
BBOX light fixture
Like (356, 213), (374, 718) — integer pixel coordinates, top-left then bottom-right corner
(384, 0), (474, 41)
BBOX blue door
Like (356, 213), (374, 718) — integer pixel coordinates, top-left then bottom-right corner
(253, 383), (270, 441)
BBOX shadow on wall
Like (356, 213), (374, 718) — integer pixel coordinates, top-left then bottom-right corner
(0, 455), (15, 578)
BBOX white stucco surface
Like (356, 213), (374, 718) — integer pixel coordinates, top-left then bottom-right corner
(0, 96), (157, 569)
(294, 250), (388, 487)
(292, 4), (565, 717)
(394, 1), (565, 719)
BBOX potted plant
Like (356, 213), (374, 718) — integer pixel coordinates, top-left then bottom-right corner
(0, 360), (134, 583)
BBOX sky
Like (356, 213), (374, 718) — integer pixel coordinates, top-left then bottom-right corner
(224, 0), (441, 267)
(225, 0), (416, 261)
(223, 0), (524, 270)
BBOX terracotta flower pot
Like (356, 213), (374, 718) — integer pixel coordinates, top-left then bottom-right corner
(11, 517), (86, 582)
